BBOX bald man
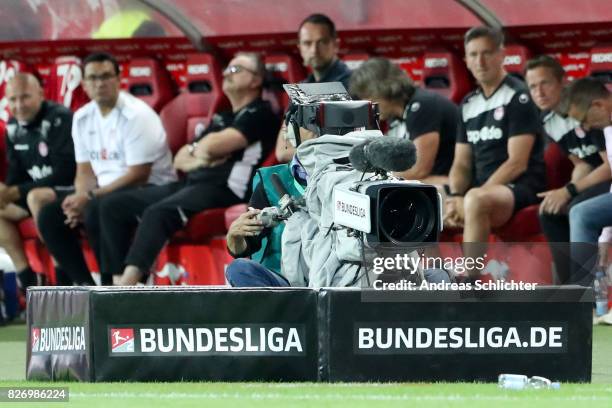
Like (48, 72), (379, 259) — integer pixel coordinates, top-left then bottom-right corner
(1, 73), (75, 289)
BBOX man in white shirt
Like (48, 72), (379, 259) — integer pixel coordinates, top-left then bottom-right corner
(35, 52), (176, 285)
(566, 77), (612, 284)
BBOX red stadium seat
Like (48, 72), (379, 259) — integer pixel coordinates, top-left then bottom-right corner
(422, 50), (471, 103)
(493, 142), (573, 241)
(543, 141), (573, 190)
(589, 45), (612, 87)
(0, 59), (28, 123)
(160, 53), (229, 153)
(503, 44), (532, 80)
(391, 56), (424, 85)
(342, 53), (370, 71)
(151, 207), (231, 286)
(16, 218), (56, 284)
(264, 54), (306, 112)
(46, 56), (89, 111)
(225, 204), (248, 231)
(0, 121), (6, 181)
(124, 57), (176, 112)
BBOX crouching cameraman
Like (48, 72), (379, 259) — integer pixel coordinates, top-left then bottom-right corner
(225, 127), (314, 287)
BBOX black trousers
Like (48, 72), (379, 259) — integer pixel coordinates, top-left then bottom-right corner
(539, 181), (610, 284)
(98, 180), (242, 278)
(37, 195), (105, 286)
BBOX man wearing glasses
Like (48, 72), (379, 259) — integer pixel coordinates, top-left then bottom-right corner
(98, 52), (280, 285)
(525, 56), (610, 284)
(35, 52), (177, 285)
(565, 78), (612, 284)
(275, 13), (352, 162)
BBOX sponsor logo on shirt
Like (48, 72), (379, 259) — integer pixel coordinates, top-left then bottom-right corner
(27, 165), (53, 180)
(89, 148), (121, 161)
(568, 145), (599, 158)
(467, 126), (503, 144)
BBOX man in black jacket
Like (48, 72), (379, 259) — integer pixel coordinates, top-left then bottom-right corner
(274, 13), (352, 162)
(0, 73), (75, 289)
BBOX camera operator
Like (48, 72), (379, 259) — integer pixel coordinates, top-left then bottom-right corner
(349, 57), (458, 185)
(225, 127), (314, 287)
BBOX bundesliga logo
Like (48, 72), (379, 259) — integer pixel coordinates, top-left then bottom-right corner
(110, 328), (135, 353)
(31, 328), (40, 352)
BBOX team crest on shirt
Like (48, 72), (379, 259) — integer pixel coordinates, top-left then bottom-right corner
(54, 117), (62, 127)
(410, 102), (421, 112)
(38, 141), (49, 157)
(575, 126), (586, 138)
(519, 93), (530, 104)
(494, 106), (505, 121)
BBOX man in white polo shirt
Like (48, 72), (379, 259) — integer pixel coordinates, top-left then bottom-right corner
(35, 52), (176, 285)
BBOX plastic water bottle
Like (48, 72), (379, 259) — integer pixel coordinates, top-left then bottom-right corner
(594, 269), (609, 317)
(498, 374), (528, 390)
(498, 374), (560, 390)
(528, 376), (560, 389)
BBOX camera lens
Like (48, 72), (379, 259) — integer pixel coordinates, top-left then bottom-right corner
(378, 188), (435, 243)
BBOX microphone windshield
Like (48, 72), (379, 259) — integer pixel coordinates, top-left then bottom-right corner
(348, 140), (372, 172)
(366, 136), (417, 172)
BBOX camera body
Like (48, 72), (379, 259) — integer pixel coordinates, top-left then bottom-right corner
(333, 179), (443, 247)
(281, 81), (442, 248)
(283, 82), (379, 145)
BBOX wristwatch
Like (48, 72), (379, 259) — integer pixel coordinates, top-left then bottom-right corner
(565, 182), (579, 198)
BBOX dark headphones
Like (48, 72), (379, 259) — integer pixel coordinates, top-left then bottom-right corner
(284, 104), (302, 147)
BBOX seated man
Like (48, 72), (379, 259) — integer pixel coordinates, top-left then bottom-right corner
(274, 13), (351, 163)
(566, 78), (612, 284)
(36, 52), (177, 285)
(525, 55), (610, 283)
(0, 73), (75, 289)
(99, 52), (280, 285)
(349, 57), (458, 184)
(445, 27), (546, 275)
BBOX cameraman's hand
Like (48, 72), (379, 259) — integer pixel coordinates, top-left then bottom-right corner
(230, 208), (264, 237)
(226, 208), (264, 255)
